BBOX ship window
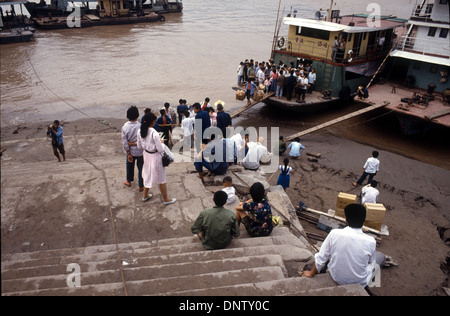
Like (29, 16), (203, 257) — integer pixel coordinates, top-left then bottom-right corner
(439, 28), (449, 38)
(297, 27), (330, 41)
(427, 27), (437, 37)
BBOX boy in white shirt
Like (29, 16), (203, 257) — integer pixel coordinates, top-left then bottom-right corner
(211, 176), (237, 205)
(180, 110), (195, 152)
(353, 151), (380, 186)
(221, 176), (236, 205)
(361, 180), (379, 204)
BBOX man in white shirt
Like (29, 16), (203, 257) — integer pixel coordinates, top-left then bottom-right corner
(180, 110), (195, 151)
(230, 132), (245, 161)
(257, 65), (266, 86)
(237, 61), (245, 85)
(307, 68), (316, 93)
(221, 176), (236, 205)
(353, 150), (380, 186)
(223, 137), (238, 165)
(361, 181), (379, 205)
(242, 137), (271, 170)
(296, 74), (308, 102)
(302, 204), (385, 290)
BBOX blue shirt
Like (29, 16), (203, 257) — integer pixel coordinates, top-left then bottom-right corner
(47, 125), (63, 145)
(177, 104), (188, 115)
(288, 141), (305, 157)
(202, 139), (229, 174)
(216, 111), (232, 131)
(195, 110), (211, 136)
(177, 104), (188, 122)
(156, 115), (172, 126)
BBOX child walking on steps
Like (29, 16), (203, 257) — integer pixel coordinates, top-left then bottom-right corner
(277, 158), (292, 191)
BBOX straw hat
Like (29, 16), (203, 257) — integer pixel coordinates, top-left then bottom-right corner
(214, 100), (225, 107)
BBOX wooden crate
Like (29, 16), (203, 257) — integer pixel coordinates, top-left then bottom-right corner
(335, 207), (345, 218)
(363, 203), (386, 231)
(336, 192), (357, 216)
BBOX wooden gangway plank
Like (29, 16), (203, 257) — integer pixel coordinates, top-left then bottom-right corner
(230, 92), (275, 119)
(285, 101), (390, 141)
(425, 108), (450, 120)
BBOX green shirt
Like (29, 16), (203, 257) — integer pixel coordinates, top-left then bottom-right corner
(191, 206), (240, 250)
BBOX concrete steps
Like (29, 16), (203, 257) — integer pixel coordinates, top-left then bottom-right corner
(1, 227), (367, 296)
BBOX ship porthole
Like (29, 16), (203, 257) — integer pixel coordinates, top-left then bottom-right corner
(277, 37), (285, 48)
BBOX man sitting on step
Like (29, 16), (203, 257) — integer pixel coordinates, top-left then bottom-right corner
(191, 191), (240, 250)
(302, 204), (385, 292)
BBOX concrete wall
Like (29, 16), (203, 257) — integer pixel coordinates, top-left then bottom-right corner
(407, 61), (450, 93)
(431, 0), (450, 23)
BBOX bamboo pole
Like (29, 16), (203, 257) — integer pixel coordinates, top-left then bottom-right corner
(271, 0), (283, 60)
(301, 207), (382, 235)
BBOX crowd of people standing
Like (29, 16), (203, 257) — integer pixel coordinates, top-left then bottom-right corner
(237, 58), (317, 103)
(120, 98), (274, 203)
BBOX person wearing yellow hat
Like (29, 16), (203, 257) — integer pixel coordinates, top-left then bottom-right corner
(216, 101), (232, 138)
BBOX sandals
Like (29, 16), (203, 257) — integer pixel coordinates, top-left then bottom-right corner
(142, 194), (153, 202)
(163, 198), (177, 206)
(124, 181), (131, 187)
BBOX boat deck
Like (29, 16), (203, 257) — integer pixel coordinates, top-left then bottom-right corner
(32, 13), (163, 29)
(366, 83), (450, 128)
(264, 91), (340, 113)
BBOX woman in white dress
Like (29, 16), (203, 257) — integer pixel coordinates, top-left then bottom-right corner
(137, 112), (176, 205)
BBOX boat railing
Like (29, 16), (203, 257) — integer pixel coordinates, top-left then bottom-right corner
(396, 34), (450, 58)
(410, 0), (434, 22)
(274, 35), (396, 65)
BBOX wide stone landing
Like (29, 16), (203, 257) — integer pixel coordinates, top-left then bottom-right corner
(1, 227), (367, 296)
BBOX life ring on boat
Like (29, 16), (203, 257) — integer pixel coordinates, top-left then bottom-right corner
(347, 50), (354, 63)
(277, 37), (285, 48)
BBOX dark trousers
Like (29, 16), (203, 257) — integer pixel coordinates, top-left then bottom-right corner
(126, 155), (144, 188)
(161, 127), (170, 146)
(52, 143), (65, 157)
(296, 88), (306, 100)
(286, 86), (295, 100)
(356, 172), (376, 185)
(194, 158), (228, 175)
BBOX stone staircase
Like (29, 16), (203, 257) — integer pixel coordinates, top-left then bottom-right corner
(1, 227), (367, 296)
